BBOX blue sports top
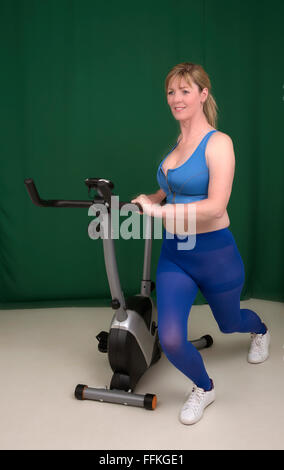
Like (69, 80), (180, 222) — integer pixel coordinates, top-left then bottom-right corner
(157, 130), (218, 204)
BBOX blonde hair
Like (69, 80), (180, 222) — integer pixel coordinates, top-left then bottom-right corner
(165, 62), (218, 130)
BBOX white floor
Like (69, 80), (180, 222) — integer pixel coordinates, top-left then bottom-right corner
(0, 298), (283, 450)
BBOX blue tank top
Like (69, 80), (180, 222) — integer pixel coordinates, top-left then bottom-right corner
(157, 130), (218, 204)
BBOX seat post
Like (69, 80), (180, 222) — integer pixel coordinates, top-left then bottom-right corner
(141, 215), (153, 297)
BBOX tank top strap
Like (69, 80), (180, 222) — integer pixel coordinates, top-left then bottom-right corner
(202, 129), (218, 144)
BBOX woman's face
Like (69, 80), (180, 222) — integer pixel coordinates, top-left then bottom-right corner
(167, 76), (207, 121)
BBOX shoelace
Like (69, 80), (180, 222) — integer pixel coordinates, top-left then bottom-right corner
(250, 333), (265, 351)
(183, 386), (206, 413)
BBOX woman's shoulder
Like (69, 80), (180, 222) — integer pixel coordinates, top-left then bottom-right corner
(210, 129), (233, 145)
(177, 128), (233, 144)
(206, 130), (235, 165)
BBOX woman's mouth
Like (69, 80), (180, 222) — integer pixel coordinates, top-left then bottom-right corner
(174, 107), (186, 112)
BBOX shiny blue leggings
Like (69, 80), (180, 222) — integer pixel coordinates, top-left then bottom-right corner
(156, 227), (266, 391)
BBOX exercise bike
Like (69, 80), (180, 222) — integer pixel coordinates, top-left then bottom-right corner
(24, 177), (213, 411)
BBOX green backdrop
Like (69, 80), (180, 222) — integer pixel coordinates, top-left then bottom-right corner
(1, 0), (283, 309)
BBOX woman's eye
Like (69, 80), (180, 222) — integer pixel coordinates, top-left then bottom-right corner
(168, 90), (189, 94)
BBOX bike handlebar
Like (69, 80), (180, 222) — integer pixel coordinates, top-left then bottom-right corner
(24, 178), (144, 212)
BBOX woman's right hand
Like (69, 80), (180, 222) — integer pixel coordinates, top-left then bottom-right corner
(131, 194), (148, 214)
(132, 193), (158, 204)
(131, 194), (160, 216)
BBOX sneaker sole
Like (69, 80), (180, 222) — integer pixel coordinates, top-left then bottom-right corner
(247, 353), (269, 364)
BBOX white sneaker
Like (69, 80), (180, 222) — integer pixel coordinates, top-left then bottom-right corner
(179, 381), (216, 425)
(247, 329), (270, 364)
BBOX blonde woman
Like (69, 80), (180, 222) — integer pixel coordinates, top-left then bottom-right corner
(131, 62), (270, 425)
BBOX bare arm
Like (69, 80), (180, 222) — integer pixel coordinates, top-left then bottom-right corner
(147, 189), (167, 204)
(132, 188), (167, 206)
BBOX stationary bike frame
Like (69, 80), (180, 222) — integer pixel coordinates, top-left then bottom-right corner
(24, 177), (213, 410)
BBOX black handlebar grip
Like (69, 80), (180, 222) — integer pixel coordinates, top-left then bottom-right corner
(24, 178), (46, 207)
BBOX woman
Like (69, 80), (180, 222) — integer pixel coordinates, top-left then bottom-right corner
(131, 62), (270, 425)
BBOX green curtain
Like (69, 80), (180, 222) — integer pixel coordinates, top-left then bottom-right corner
(1, 0), (283, 310)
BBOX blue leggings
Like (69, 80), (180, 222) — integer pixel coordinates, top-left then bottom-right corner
(156, 227), (266, 391)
